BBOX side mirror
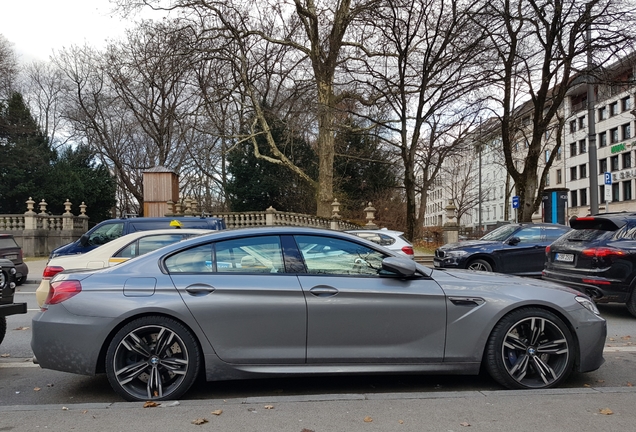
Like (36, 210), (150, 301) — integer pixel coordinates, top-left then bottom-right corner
(382, 257), (417, 277)
(79, 234), (89, 247)
(507, 236), (521, 246)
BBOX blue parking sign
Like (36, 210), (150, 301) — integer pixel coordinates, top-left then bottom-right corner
(604, 172), (612, 185)
(512, 196), (519, 209)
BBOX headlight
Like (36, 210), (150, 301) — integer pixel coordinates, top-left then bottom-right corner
(575, 296), (601, 316)
(445, 250), (468, 258)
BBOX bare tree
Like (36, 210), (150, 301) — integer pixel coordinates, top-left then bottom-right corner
(476, 0), (636, 221)
(115, 0), (382, 217)
(0, 34), (19, 100)
(350, 0), (489, 239)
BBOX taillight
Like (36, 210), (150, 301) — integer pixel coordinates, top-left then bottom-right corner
(42, 266), (65, 279)
(581, 247), (625, 258)
(402, 246), (414, 256)
(545, 245), (551, 256)
(44, 280), (82, 305)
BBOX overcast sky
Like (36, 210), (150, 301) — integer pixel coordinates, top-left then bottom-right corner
(1, 0), (165, 63)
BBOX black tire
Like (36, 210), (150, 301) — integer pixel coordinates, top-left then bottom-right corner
(627, 288), (636, 318)
(0, 317), (6, 346)
(467, 259), (493, 272)
(105, 316), (201, 401)
(485, 308), (575, 389)
(15, 276), (25, 286)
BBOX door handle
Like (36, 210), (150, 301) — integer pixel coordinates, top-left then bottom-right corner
(309, 286), (339, 297)
(185, 284), (216, 295)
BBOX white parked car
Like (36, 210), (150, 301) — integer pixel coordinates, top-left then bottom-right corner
(36, 229), (211, 307)
(346, 228), (415, 259)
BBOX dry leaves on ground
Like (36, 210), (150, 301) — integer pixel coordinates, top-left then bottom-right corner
(143, 401), (160, 408)
(599, 408), (614, 415)
(13, 326), (29, 331)
(460, 422), (471, 427)
(264, 405), (275, 410)
(0, 353), (10, 358)
(211, 409), (223, 416)
(363, 416), (373, 423)
(33, 387), (41, 391)
(192, 418), (209, 425)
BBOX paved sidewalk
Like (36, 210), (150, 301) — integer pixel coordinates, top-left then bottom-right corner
(1, 387), (635, 431)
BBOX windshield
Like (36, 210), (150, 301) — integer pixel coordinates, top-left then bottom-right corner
(480, 225), (519, 241)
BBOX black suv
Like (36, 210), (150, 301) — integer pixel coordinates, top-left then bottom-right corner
(434, 223), (571, 277)
(543, 213), (636, 317)
(0, 234), (28, 285)
(1, 258), (27, 345)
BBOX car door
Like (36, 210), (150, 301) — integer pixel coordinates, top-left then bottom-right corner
(293, 234), (447, 363)
(167, 235), (307, 364)
(498, 226), (545, 275)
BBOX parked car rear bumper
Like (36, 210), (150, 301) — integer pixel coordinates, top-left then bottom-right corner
(542, 270), (630, 303)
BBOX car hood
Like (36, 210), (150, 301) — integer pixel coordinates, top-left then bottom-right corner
(432, 268), (580, 295)
(438, 240), (498, 250)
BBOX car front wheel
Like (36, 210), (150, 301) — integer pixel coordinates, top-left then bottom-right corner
(467, 259), (492, 272)
(627, 288), (636, 318)
(105, 316), (201, 401)
(485, 308), (574, 389)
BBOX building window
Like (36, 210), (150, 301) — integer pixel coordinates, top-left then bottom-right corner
(570, 142), (577, 156)
(610, 128), (619, 143)
(578, 116), (586, 129)
(624, 181), (633, 201)
(623, 152), (632, 169)
(557, 147), (562, 161)
(570, 190), (578, 207)
(570, 166), (577, 181)
(557, 169), (562, 184)
(579, 164), (587, 178)
(611, 155), (620, 171)
(623, 123), (631, 140)
(545, 150), (551, 162)
(580, 189), (588, 206)
(598, 106), (607, 121)
(579, 139), (587, 154)
(570, 120), (577, 133)
(545, 173), (550, 187)
(613, 183), (620, 201)
(600, 158), (608, 173)
(599, 132), (607, 147)
(610, 101), (618, 116)
(622, 96), (631, 112)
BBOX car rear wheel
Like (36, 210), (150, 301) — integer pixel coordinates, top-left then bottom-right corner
(485, 308), (574, 389)
(15, 276), (25, 286)
(467, 259), (492, 272)
(627, 289), (636, 318)
(105, 316), (201, 401)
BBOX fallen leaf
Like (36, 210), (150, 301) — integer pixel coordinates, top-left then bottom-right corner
(82, 410), (88, 414)
(599, 408), (614, 415)
(34, 387), (41, 391)
(627, 382), (633, 387)
(211, 409), (223, 416)
(584, 384), (590, 387)
(192, 418), (208, 425)
(62, 407), (68, 411)
(597, 380), (605, 383)
(621, 335), (631, 340)
(154, 391), (159, 397)
(364, 416), (373, 423)
(143, 401), (160, 408)
(398, 420), (404, 424)
(460, 422), (471, 427)
(264, 405), (275, 410)
(609, 337), (615, 341)
(14, 326), (29, 331)
(0, 353), (10, 358)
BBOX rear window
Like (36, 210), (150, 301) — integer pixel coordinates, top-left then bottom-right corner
(560, 228), (615, 243)
(0, 237), (19, 248)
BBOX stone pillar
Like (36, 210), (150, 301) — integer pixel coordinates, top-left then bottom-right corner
(443, 200), (459, 244)
(330, 199), (341, 230)
(23, 197), (37, 230)
(79, 202), (89, 231)
(62, 199), (74, 231)
(265, 206), (277, 226)
(364, 202), (378, 229)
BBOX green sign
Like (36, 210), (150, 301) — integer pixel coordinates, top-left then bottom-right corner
(611, 143), (627, 154)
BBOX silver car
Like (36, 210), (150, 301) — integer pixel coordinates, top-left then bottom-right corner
(31, 227), (606, 401)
